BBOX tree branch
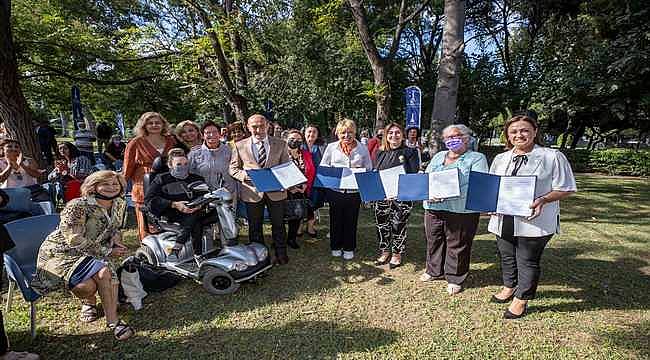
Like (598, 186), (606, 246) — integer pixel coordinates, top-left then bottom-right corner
(26, 61), (156, 85)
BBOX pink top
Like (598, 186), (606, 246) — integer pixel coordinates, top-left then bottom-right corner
(0, 158), (38, 188)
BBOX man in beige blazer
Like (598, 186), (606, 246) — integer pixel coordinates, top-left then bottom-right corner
(229, 114), (291, 264)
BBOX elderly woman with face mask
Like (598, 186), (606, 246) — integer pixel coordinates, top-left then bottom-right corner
(33, 171), (134, 341)
(144, 148), (216, 257)
(320, 119), (372, 260)
(488, 114), (576, 319)
(421, 124), (489, 295)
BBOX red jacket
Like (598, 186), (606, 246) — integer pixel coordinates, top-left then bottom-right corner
(301, 149), (316, 196)
(367, 136), (381, 163)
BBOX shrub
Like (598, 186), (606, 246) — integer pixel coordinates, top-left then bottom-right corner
(587, 148), (650, 176)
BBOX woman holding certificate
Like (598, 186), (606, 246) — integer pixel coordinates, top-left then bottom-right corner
(489, 114), (576, 319)
(320, 119), (372, 260)
(421, 124), (489, 295)
(374, 123), (419, 269)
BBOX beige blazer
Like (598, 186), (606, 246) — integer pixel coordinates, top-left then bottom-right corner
(229, 136), (290, 202)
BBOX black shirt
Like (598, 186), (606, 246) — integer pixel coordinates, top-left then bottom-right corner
(375, 145), (420, 174)
(105, 141), (126, 161)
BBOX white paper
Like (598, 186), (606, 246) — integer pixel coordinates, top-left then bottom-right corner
(496, 176), (536, 217)
(339, 168), (366, 190)
(379, 165), (406, 199)
(272, 162), (308, 189)
(428, 168), (461, 199)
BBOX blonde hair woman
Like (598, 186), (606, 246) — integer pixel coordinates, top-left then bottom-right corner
(320, 118), (372, 260)
(123, 112), (179, 240)
(175, 120), (202, 150)
(33, 171), (134, 340)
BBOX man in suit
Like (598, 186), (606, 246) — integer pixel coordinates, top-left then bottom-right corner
(229, 114), (291, 264)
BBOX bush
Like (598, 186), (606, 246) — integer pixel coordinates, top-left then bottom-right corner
(587, 148), (650, 176)
(477, 146), (649, 176)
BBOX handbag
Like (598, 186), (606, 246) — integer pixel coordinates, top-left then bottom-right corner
(284, 197), (310, 221)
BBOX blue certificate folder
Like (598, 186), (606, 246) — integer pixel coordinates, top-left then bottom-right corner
(396, 174), (430, 201)
(465, 171), (537, 216)
(354, 171), (385, 202)
(465, 171), (501, 212)
(313, 166), (344, 189)
(247, 168), (284, 192)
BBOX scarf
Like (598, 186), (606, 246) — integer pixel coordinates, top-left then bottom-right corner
(340, 140), (357, 157)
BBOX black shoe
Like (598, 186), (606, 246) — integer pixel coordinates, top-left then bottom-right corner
(275, 254), (289, 265)
(388, 261), (402, 269)
(287, 239), (300, 249)
(503, 305), (527, 319)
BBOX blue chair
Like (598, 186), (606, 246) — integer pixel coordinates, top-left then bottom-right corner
(3, 214), (60, 339)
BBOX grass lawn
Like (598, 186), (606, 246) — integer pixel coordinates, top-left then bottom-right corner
(4, 174), (649, 359)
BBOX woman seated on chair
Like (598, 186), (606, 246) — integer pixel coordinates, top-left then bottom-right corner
(144, 148), (217, 257)
(0, 139), (47, 203)
(48, 142), (93, 202)
(32, 170), (134, 341)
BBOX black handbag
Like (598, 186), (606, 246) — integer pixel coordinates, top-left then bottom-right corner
(284, 197), (310, 221)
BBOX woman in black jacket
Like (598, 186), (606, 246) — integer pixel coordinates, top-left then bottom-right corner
(373, 123), (420, 269)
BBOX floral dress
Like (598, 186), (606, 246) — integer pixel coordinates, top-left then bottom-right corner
(32, 196), (126, 295)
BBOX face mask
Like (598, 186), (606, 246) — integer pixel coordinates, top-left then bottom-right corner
(444, 137), (465, 152)
(95, 185), (123, 200)
(170, 164), (189, 179)
(287, 139), (303, 149)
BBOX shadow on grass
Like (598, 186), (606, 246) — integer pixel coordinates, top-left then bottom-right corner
(12, 320), (399, 359)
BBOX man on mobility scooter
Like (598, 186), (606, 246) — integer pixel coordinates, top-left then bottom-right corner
(137, 148), (271, 295)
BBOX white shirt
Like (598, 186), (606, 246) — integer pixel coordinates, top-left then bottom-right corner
(250, 137), (271, 165)
(0, 158), (38, 188)
(320, 140), (372, 170)
(488, 145), (577, 237)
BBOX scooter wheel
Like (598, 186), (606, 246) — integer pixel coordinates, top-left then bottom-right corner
(135, 245), (158, 267)
(201, 267), (240, 295)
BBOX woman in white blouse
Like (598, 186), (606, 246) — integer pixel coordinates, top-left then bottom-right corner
(488, 114), (577, 319)
(320, 119), (372, 260)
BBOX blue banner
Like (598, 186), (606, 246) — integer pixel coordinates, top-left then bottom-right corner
(405, 86), (421, 129)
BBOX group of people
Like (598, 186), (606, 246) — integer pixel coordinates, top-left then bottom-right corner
(0, 110), (577, 349)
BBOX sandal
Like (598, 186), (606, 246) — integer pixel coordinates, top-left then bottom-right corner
(108, 319), (134, 341)
(80, 304), (98, 323)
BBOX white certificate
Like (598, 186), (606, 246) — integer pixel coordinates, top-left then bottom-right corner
(428, 168), (461, 199)
(340, 168), (366, 190)
(379, 165), (406, 199)
(496, 176), (536, 217)
(272, 162), (308, 189)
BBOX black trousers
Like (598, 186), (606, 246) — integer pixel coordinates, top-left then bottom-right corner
(325, 189), (361, 252)
(246, 195), (286, 256)
(424, 210), (480, 285)
(162, 209), (218, 255)
(496, 232), (552, 300)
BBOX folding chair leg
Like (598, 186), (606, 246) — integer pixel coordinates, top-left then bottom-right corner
(30, 301), (37, 339)
(5, 280), (14, 313)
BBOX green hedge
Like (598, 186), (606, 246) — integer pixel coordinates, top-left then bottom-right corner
(477, 146), (650, 176)
(587, 148), (650, 176)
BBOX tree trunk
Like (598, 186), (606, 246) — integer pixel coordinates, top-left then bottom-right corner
(431, 0), (466, 138)
(0, 0), (40, 160)
(372, 63), (389, 130)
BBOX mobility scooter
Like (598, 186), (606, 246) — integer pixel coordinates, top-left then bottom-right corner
(135, 179), (272, 295)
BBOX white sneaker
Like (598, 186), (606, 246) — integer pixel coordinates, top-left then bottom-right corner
(447, 283), (462, 295)
(331, 250), (342, 257)
(342, 251), (354, 260)
(419, 273), (434, 282)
